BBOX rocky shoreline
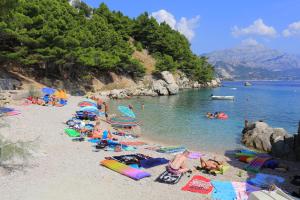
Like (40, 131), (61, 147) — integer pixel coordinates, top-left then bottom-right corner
(96, 71), (221, 99)
(242, 120), (300, 161)
(0, 69), (221, 102)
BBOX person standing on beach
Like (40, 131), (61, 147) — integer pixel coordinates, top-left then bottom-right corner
(141, 103), (144, 110)
(103, 102), (109, 120)
(97, 98), (102, 111)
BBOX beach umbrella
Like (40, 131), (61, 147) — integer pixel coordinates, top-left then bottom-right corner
(55, 90), (67, 99)
(83, 98), (97, 104)
(79, 106), (99, 114)
(118, 105), (136, 118)
(42, 87), (56, 95)
(78, 102), (95, 107)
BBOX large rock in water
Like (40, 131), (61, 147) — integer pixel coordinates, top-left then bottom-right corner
(160, 71), (179, 95)
(152, 80), (169, 96)
(167, 83), (179, 95)
(242, 121), (290, 152)
(161, 71), (176, 84)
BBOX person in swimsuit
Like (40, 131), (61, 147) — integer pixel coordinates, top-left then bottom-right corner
(103, 102), (109, 120)
(200, 157), (224, 171)
(167, 150), (190, 174)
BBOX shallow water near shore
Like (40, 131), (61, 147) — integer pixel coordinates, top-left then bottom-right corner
(109, 81), (300, 153)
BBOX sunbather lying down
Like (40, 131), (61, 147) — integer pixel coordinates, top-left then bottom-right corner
(199, 157), (224, 171)
(167, 150), (190, 174)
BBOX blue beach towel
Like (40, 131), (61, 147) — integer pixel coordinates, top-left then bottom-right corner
(88, 138), (100, 143)
(140, 158), (169, 169)
(247, 173), (285, 188)
(211, 181), (236, 200)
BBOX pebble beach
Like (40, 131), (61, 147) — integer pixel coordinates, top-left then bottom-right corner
(0, 96), (299, 200)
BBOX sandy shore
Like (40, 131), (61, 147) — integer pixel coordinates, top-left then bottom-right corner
(0, 96), (299, 200)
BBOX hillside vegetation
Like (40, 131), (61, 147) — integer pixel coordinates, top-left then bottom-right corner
(0, 0), (214, 85)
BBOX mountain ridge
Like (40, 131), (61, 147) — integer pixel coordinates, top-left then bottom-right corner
(204, 44), (300, 80)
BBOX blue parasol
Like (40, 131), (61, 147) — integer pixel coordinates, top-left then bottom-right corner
(118, 106), (136, 118)
(79, 106), (99, 114)
(42, 87), (56, 95)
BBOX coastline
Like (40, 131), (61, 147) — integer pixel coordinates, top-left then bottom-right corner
(1, 95), (299, 200)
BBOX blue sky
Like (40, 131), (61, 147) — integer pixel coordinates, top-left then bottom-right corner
(82, 0), (300, 54)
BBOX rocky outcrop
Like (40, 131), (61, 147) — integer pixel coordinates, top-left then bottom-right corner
(152, 79), (169, 95)
(156, 71), (179, 95)
(95, 71), (221, 99)
(242, 121), (300, 161)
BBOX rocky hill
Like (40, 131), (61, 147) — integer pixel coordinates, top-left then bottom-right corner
(0, 0), (215, 94)
(204, 44), (300, 80)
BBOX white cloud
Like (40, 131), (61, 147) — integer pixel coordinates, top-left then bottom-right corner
(151, 9), (176, 29)
(232, 18), (277, 37)
(241, 38), (259, 46)
(151, 10), (200, 41)
(177, 16), (200, 41)
(283, 21), (300, 37)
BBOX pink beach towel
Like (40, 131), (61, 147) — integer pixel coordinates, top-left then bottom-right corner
(232, 182), (260, 200)
(188, 152), (204, 159)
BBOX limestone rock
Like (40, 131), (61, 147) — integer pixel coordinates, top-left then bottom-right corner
(242, 121), (291, 155)
(242, 121), (275, 152)
(161, 71), (176, 84)
(152, 80), (168, 96)
(167, 83), (179, 95)
(109, 89), (128, 99)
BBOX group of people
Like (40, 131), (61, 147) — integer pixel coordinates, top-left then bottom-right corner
(167, 150), (224, 175)
(27, 93), (67, 106)
(206, 112), (228, 120)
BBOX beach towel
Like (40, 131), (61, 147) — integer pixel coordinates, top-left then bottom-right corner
(245, 156), (271, 173)
(211, 165), (230, 175)
(156, 146), (186, 154)
(211, 180), (236, 200)
(247, 173), (285, 188)
(140, 158), (169, 169)
(181, 175), (213, 194)
(113, 154), (151, 165)
(188, 152), (204, 159)
(88, 138), (100, 143)
(100, 159), (151, 180)
(64, 128), (81, 137)
(0, 107), (14, 114)
(120, 141), (147, 146)
(232, 182), (261, 200)
(5, 110), (21, 116)
(155, 170), (183, 185)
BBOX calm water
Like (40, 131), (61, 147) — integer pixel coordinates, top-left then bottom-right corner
(109, 81), (300, 153)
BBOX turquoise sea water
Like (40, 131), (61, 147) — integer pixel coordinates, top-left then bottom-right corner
(109, 81), (300, 153)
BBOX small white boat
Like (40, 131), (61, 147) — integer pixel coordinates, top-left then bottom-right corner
(244, 82), (252, 86)
(211, 95), (235, 100)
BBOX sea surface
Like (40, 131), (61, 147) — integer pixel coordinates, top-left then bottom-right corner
(109, 81), (300, 153)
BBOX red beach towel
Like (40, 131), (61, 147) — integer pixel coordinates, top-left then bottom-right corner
(181, 175), (213, 194)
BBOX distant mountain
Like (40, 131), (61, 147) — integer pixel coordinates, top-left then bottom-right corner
(204, 44), (300, 80)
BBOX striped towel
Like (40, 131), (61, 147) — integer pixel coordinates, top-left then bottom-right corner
(244, 156), (271, 173)
(232, 182), (260, 200)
